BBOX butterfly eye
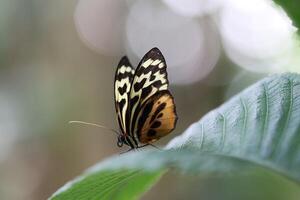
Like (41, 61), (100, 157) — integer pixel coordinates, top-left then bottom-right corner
(117, 136), (124, 147)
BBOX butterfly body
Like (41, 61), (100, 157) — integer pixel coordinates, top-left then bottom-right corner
(114, 48), (177, 149)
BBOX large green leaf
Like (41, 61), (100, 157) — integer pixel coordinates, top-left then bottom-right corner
(50, 73), (300, 200)
(50, 170), (164, 200)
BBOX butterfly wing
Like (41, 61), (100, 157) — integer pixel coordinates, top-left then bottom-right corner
(114, 56), (135, 135)
(129, 48), (173, 143)
(136, 90), (177, 144)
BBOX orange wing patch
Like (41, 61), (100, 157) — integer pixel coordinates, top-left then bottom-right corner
(136, 90), (177, 144)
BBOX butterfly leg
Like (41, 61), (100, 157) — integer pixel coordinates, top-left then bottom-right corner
(120, 148), (134, 154)
(136, 144), (161, 150)
(147, 143), (162, 150)
(136, 144), (149, 149)
(120, 144), (162, 154)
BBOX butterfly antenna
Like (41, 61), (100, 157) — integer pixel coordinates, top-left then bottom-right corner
(68, 121), (120, 135)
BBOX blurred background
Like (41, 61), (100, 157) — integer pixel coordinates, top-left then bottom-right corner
(0, 0), (300, 199)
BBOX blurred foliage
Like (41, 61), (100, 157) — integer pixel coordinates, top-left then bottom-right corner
(50, 74), (300, 199)
(50, 170), (163, 200)
(274, 0), (300, 32)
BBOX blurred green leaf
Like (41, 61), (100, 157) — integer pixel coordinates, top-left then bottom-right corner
(50, 73), (300, 200)
(49, 170), (164, 200)
(274, 0), (300, 31)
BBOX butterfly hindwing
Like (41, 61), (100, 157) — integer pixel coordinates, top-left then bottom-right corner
(136, 90), (177, 144)
(114, 56), (135, 135)
(129, 48), (169, 138)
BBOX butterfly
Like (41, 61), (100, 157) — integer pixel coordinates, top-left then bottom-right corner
(114, 47), (178, 149)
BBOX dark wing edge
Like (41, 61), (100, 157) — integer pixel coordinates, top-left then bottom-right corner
(114, 56), (135, 135)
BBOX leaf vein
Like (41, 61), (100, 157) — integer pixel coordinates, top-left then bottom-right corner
(240, 97), (248, 152)
(273, 79), (293, 160)
(219, 113), (226, 152)
(259, 83), (269, 153)
(200, 123), (204, 150)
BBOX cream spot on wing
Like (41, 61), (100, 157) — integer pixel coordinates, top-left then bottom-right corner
(158, 63), (164, 68)
(126, 67), (132, 72)
(119, 66), (127, 73)
(151, 59), (161, 66)
(160, 85), (168, 90)
(142, 59), (153, 67)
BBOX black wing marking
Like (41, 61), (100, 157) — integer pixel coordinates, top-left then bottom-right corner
(114, 56), (135, 135)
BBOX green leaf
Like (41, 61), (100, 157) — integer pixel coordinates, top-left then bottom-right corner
(50, 73), (300, 200)
(273, 0), (300, 31)
(49, 170), (164, 200)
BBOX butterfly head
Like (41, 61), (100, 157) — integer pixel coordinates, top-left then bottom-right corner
(117, 135), (125, 147)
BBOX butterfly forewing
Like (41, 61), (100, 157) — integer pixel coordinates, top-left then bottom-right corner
(114, 56), (135, 135)
(129, 48), (169, 139)
(136, 90), (177, 144)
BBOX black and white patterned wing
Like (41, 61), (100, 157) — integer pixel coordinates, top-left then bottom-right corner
(114, 56), (135, 135)
(129, 48), (169, 138)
